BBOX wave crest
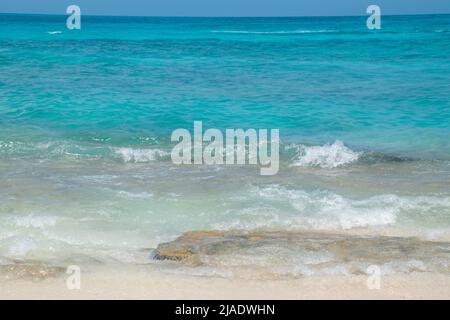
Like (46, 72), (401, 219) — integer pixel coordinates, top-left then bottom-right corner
(289, 140), (360, 168)
(239, 185), (450, 232)
(113, 147), (169, 163)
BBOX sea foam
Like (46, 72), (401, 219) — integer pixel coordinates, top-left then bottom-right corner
(114, 147), (169, 163)
(13, 215), (58, 229)
(289, 140), (360, 168)
(211, 185), (450, 232)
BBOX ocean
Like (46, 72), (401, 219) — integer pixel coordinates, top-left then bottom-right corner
(0, 14), (449, 277)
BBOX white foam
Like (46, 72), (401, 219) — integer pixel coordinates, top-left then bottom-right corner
(116, 190), (154, 199)
(290, 140), (360, 168)
(3, 236), (38, 256)
(114, 147), (169, 163)
(381, 260), (427, 274)
(252, 185), (398, 230)
(47, 31), (62, 35)
(13, 215), (58, 229)
(213, 185), (450, 232)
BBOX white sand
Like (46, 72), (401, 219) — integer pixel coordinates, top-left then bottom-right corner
(1, 266), (449, 300)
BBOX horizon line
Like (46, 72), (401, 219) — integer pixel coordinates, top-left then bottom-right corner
(1, 11), (449, 19)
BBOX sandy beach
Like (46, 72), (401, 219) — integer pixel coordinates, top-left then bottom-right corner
(1, 230), (449, 300)
(1, 266), (449, 300)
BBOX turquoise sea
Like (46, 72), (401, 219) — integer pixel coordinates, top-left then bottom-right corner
(0, 14), (450, 277)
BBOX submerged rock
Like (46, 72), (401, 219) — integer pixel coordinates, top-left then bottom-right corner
(0, 263), (66, 280)
(153, 231), (227, 261)
(152, 230), (450, 276)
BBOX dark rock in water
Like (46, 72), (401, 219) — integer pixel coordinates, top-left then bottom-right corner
(152, 230), (450, 273)
(154, 231), (226, 261)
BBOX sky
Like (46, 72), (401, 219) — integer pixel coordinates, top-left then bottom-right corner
(0, 0), (449, 17)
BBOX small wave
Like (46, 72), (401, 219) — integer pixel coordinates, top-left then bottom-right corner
(113, 147), (169, 163)
(252, 185), (398, 230)
(0, 139), (172, 163)
(13, 215), (58, 229)
(288, 140), (360, 168)
(47, 31), (62, 35)
(0, 140), (103, 159)
(213, 185), (450, 232)
(116, 190), (154, 199)
(211, 29), (335, 35)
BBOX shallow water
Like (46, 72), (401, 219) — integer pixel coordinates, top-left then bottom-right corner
(152, 231), (450, 279)
(0, 14), (449, 276)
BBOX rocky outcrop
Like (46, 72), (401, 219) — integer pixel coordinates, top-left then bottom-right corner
(152, 230), (450, 271)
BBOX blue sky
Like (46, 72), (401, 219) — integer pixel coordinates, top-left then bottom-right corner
(1, 0), (449, 16)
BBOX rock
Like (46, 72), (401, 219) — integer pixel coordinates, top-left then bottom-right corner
(0, 263), (66, 280)
(153, 231), (226, 261)
(152, 230), (450, 268)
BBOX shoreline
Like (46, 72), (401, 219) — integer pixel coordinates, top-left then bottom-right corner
(1, 230), (449, 299)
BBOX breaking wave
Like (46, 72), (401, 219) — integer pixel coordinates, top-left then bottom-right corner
(113, 147), (169, 163)
(288, 140), (360, 168)
(0, 139), (170, 163)
(0, 138), (430, 168)
(213, 185), (450, 232)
